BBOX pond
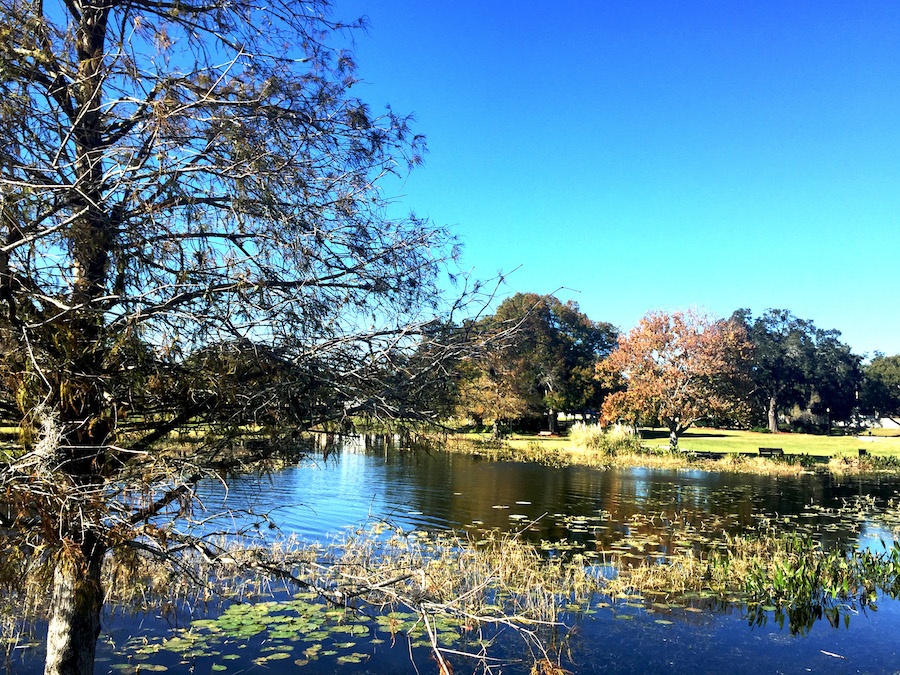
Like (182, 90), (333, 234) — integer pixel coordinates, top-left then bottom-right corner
(13, 439), (900, 674)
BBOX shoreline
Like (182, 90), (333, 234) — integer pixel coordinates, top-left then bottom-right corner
(439, 430), (900, 477)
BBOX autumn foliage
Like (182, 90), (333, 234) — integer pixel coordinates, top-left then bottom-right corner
(598, 310), (751, 450)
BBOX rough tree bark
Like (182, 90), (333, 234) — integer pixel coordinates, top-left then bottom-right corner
(44, 541), (104, 675)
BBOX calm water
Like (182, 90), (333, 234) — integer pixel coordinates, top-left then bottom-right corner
(14, 441), (900, 674)
(200, 440), (900, 550)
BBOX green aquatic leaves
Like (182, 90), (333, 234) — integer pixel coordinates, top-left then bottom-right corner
(105, 497), (900, 673)
(113, 593), (475, 671)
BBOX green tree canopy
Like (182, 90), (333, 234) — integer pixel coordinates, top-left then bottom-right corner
(733, 309), (861, 432)
(861, 354), (900, 418)
(457, 293), (618, 433)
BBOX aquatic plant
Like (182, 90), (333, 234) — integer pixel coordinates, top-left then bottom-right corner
(101, 524), (606, 673)
(828, 453), (900, 474)
(604, 524), (900, 635)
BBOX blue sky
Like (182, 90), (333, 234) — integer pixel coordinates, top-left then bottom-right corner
(339, 1), (900, 357)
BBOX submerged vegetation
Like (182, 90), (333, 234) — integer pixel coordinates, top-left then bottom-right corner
(11, 488), (900, 672)
(608, 528), (900, 635)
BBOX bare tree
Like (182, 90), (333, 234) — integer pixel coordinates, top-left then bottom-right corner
(0, 1), (478, 672)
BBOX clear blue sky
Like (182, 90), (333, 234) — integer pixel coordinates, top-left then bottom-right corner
(338, 1), (900, 357)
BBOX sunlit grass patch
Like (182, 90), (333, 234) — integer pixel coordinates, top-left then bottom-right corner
(673, 427), (900, 458)
(859, 428), (900, 438)
(447, 427), (900, 476)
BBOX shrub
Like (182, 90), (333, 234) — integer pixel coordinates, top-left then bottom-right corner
(569, 423), (641, 456)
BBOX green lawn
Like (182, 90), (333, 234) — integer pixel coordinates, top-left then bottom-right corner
(642, 427), (900, 457)
(462, 427), (900, 459)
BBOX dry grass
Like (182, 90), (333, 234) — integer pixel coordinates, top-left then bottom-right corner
(604, 530), (782, 598)
(827, 453), (900, 474)
(4, 523), (597, 669)
(12, 507), (897, 669)
(212, 525), (602, 672)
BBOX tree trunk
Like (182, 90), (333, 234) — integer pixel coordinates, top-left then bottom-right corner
(767, 395), (778, 433)
(44, 543), (103, 675)
(548, 409), (558, 435)
(669, 426), (679, 452)
(492, 418), (501, 439)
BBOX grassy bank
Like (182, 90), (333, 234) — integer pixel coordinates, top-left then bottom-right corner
(650, 427), (900, 457)
(447, 427), (900, 476)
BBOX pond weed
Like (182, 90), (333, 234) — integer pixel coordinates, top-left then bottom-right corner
(104, 524), (606, 673)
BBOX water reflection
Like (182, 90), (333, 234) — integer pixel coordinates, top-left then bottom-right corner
(203, 437), (900, 560)
(17, 435), (900, 675)
(177, 437), (900, 672)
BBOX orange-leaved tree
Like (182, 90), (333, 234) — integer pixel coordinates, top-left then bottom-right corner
(598, 309), (751, 451)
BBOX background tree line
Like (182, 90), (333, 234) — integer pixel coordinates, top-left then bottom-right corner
(450, 299), (900, 447)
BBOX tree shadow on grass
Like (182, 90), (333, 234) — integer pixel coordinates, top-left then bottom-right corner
(639, 429), (731, 440)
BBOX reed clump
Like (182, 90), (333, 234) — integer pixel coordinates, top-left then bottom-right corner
(274, 524), (603, 627)
(606, 527), (900, 616)
(713, 453), (810, 476)
(568, 423), (642, 456)
(828, 453), (900, 474)
(118, 524), (602, 671)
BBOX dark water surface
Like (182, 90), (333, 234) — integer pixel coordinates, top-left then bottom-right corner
(203, 442), (900, 552)
(14, 442), (900, 674)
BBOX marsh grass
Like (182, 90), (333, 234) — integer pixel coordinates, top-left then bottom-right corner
(828, 453), (900, 474)
(3, 525), (593, 671)
(447, 434), (814, 475)
(603, 515), (900, 635)
(97, 524), (605, 673)
(237, 518), (900, 644)
(568, 423), (642, 455)
(12, 502), (900, 671)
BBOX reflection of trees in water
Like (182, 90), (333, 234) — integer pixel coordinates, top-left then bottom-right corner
(358, 444), (898, 553)
(320, 440), (900, 563)
(203, 443), (900, 654)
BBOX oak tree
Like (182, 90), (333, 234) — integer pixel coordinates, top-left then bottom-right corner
(598, 310), (751, 450)
(455, 351), (530, 438)
(487, 293), (618, 433)
(860, 354), (900, 419)
(0, 1), (474, 673)
(733, 309), (861, 432)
